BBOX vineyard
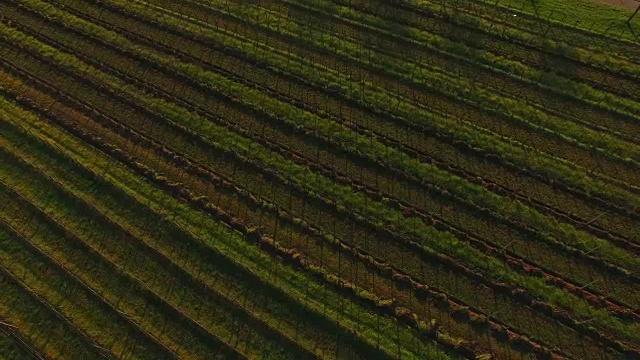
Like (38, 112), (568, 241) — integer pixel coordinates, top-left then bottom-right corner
(0, 0), (638, 359)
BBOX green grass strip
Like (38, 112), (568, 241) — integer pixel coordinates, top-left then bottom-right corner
(407, 0), (640, 61)
(476, 0), (640, 43)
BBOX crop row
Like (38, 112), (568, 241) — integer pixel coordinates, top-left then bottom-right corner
(76, 0), (640, 210)
(38, 0), (640, 248)
(0, 183), (193, 360)
(122, 0), (640, 185)
(7, 6), (639, 319)
(0, 45), (604, 360)
(12, 0), (636, 278)
(0, 61), (514, 359)
(1, 23), (636, 356)
(163, 0), (640, 150)
(0, 263), (110, 360)
(203, 0), (640, 135)
(3, 4), (636, 334)
(76, 0), (640, 247)
(102, 0), (640, 245)
(0, 94), (448, 359)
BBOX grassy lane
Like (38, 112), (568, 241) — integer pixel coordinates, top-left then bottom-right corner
(386, 0), (640, 62)
(1, 23), (636, 356)
(469, 0), (640, 47)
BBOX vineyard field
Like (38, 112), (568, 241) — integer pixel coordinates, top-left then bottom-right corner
(0, 0), (639, 359)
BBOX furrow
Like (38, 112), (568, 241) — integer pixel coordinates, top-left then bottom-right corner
(2, 11), (636, 319)
(0, 33), (632, 358)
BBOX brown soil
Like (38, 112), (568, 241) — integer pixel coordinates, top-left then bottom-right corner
(591, 0), (639, 10)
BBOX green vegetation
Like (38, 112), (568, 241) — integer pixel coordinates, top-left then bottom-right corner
(0, 0), (638, 358)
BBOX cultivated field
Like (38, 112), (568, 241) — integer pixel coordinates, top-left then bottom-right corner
(0, 0), (639, 359)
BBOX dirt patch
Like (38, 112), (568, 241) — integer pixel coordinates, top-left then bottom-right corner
(590, 0), (639, 10)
